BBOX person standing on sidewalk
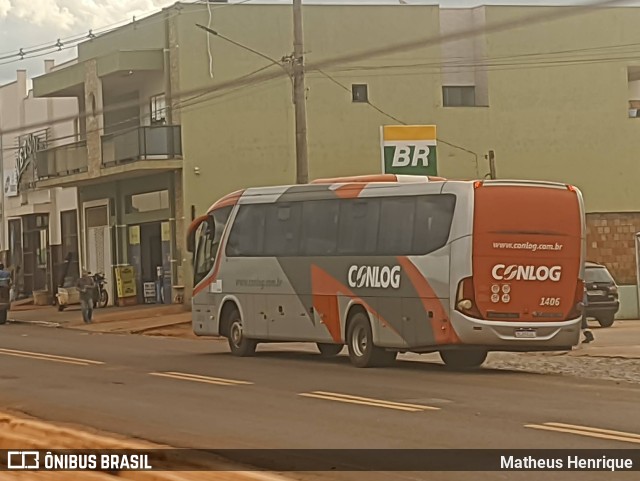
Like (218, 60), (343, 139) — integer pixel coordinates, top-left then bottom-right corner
(582, 287), (594, 344)
(76, 270), (96, 324)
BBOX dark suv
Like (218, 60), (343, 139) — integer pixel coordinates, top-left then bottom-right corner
(584, 262), (619, 327)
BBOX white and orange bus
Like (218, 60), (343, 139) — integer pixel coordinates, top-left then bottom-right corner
(187, 175), (585, 368)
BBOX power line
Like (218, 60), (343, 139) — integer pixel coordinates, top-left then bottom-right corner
(305, 68), (483, 174)
(1, 64), (282, 154)
(0, 0), (256, 68)
(0, 0), (627, 137)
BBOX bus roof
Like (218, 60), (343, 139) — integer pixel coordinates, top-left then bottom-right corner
(205, 178), (578, 214)
(206, 189), (245, 214)
(312, 174), (447, 184)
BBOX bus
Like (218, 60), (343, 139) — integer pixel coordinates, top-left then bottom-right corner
(187, 175), (585, 368)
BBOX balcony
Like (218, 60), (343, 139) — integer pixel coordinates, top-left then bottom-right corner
(36, 141), (88, 180)
(101, 125), (182, 166)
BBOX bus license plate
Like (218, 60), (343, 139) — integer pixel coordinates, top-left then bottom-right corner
(515, 329), (537, 339)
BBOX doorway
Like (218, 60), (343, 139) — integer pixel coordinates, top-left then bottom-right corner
(84, 200), (113, 305)
(140, 222), (163, 301)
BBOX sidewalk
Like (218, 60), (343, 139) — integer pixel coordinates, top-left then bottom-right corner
(9, 302), (194, 336)
(569, 320), (640, 359)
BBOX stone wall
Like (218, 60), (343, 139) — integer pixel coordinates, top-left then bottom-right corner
(586, 213), (640, 285)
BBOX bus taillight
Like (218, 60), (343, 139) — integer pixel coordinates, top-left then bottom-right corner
(456, 277), (482, 318)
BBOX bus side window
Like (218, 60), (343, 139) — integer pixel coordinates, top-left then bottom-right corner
(193, 206), (232, 285)
(264, 203), (302, 256)
(210, 206), (232, 264)
(226, 205), (266, 257)
(300, 200), (338, 256)
(337, 199), (379, 255)
(413, 195), (457, 254)
(378, 197), (416, 255)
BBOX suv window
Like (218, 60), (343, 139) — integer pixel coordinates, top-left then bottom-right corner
(585, 267), (614, 283)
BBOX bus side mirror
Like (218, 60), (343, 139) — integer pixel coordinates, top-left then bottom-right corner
(186, 215), (209, 254)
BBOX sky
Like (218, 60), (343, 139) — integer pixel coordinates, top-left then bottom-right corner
(0, 0), (637, 83)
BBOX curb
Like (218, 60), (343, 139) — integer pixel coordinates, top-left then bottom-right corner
(7, 319), (62, 328)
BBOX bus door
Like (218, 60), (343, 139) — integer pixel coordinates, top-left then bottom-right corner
(192, 206), (233, 335)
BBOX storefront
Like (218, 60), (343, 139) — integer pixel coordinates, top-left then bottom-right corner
(78, 172), (178, 306)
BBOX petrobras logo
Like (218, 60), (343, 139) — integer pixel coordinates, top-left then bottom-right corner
(492, 264), (562, 282)
(348, 265), (401, 289)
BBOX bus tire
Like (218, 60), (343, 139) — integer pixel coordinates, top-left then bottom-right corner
(317, 343), (343, 357)
(347, 312), (396, 368)
(225, 308), (256, 357)
(0, 309), (6, 324)
(439, 349), (487, 370)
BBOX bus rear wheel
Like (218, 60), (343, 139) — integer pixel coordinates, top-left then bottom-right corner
(439, 349), (487, 370)
(347, 312), (396, 368)
(317, 343), (343, 357)
(225, 308), (256, 357)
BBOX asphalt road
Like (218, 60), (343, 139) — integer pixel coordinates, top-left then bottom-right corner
(0, 323), (639, 481)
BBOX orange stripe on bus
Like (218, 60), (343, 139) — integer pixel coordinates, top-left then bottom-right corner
(334, 183), (367, 199)
(310, 264), (401, 339)
(397, 257), (461, 345)
(207, 189), (244, 213)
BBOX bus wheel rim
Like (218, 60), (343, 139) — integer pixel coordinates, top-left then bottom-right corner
(352, 325), (367, 357)
(231, 321), (243, 347)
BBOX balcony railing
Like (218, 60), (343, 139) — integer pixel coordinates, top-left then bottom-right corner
(35, 140), (88, 180)
(101, 125), (182, 166)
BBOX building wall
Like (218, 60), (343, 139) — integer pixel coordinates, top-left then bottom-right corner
(481, 6), (640, 213)
(0, 65), (80, 294)
(175, 4), (443, 219)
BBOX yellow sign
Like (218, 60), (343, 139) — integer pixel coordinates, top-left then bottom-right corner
(161, 222), (171, 242)
(129, 226), (140, 246)
(115, 265), (137, 298)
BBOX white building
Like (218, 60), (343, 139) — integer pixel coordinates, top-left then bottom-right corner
(0, 62), (80, 298)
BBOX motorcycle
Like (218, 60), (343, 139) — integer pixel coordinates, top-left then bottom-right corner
(93, 272), (109, 308)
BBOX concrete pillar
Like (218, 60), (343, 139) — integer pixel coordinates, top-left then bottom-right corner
(167, 11), (191, 306)
(83, 60), (104, 177)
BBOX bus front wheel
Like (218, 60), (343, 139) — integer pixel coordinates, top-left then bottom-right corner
(439, 349), (487, 370)
(347, 312), (396, 368)
(225, 308), (256, 357)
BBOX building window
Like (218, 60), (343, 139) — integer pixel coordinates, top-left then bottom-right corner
(150, 94), (167, 124)
(86, 206), (108, 228)
(443, 86), (476, 107)
(352, 84), (368, 103)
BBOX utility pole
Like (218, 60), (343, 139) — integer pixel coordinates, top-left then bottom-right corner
(292, 0), (309, 184)
(487, 150), (497, 179)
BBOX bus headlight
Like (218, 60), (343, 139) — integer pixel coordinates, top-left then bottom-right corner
(457, 299), (473, 311)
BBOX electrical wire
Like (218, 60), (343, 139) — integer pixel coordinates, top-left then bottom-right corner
(207, 1), (215, 78)
(317, 68), (480, 175)
(0, 0), (256, 67)
(1, 64), (283, 154)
